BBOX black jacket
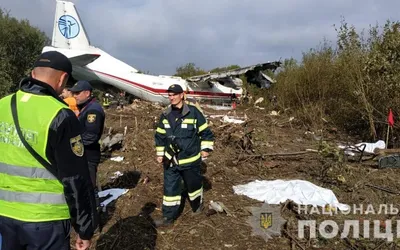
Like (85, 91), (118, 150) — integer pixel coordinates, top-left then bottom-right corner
(77, 97), (105, 163)
(155, 103), (214, 167)
(19, 77), (98, 240)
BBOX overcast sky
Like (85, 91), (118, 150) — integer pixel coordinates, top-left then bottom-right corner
(1, 0), (399, 75)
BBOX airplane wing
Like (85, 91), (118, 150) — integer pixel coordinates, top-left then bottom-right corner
(186, 61), (281, 83)
(69, 54), (101, 67)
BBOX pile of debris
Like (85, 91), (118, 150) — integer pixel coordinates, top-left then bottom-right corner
(101, 127), (127, 152)
(207, 113), (254, 153)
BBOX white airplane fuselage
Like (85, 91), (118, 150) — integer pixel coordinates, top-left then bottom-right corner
(43, 46), (241, 106)
(43, 1), (242, 105)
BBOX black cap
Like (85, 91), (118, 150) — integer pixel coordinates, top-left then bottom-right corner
(69, 80), (93, 92)
(33, 51), (73, 75)
(167, 84), (183, 94)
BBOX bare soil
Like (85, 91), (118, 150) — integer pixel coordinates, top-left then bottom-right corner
(71, 100), (400, 250)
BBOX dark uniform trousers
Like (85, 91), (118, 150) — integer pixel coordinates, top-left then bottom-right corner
(0, 215), (71, 250)
(163, 163), (203, 220)
(87, 154), (101, 209)
(87, 159), (99, 189)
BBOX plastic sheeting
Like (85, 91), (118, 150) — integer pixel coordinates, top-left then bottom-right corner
(98, 188), (129, 211)
(233, 179), (350, 211)
(338, 140), (385, 156)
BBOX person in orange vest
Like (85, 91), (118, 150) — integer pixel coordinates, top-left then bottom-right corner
(61, 88), (80, 116)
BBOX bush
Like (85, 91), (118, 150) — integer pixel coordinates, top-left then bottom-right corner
(270, 18), (400, 142)
(0, 9), (49, 98)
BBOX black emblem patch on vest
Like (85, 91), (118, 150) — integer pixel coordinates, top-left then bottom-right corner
(70, 135), (84, 157)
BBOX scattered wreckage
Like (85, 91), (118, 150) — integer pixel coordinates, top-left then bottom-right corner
(101, 126), (127, 152)
(186, 61), (281, 90)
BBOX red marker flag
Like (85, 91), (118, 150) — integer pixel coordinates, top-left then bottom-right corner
(388, 108), (394, 127)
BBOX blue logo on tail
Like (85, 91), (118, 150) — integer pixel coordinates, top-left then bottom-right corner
(58, 15), (80, 39)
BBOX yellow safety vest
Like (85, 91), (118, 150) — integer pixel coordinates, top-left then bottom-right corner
(0, 90), (70, 222)
(103, 97), (110, 107)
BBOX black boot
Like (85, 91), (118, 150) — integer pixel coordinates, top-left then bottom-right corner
(192, 202), (204, 216)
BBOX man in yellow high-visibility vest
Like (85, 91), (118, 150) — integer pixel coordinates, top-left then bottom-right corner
(0, 51), (97, 250)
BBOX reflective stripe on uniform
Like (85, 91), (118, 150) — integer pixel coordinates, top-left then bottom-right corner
(188, 187), (203, 201)
(162, 119), (171, 128)
(198, 123), (208, 132)
(201, 140), (214, 150)
(0, 189), (66, 204)
(156, 146), (165, 156)
(163, 195), (181, 206)
(182, 119), (196, 124)
(165, 152), (172, 160)
(178, 153), (201, 165)
(0, 163), (56, 180)
(156, 127), (166, 134)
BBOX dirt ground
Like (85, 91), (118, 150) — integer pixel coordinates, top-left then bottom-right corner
(73, 100), (400, 250)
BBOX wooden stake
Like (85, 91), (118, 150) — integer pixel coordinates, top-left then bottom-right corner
(366, 183), (400, 195)
(135, 117), (138, 131)
(385, 125), (390, 149)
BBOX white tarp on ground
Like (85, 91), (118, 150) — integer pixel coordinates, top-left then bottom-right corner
(98, 188), (129, 211)
(338, 140), (385, 156)
(233, 179), (350, 211)
(222, 115), (245, 124)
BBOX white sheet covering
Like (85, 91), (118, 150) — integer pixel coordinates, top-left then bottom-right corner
(233, 179), (350, 211)
(338, 140), (385, 156)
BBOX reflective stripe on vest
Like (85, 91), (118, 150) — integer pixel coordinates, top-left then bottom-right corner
(0, 162), (57, 180)
(0, 91), (70, 222)
(158, 117), (201, 166)
(0, 189), (66, 204)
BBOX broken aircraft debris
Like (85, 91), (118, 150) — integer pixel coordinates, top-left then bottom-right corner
(187, 61), (281, 90)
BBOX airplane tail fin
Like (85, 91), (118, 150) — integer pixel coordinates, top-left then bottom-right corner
(52, 0), (91, 50)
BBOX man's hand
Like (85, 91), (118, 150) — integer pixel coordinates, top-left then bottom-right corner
(156, 156), (163, 163)
(76, 235), (91, 250)
(201, 151), (209, 158)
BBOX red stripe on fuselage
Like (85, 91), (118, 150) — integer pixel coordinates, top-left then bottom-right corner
(93, 70), (240, 98)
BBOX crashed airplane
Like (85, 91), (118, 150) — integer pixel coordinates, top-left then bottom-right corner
(187, 62), (281, 90)
(43, 0), (281, 105)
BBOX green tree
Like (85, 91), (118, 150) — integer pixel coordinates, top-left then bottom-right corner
(209, 64), (240, 73)
(174, 62), (207, 78)
(0, 9), (49, 97)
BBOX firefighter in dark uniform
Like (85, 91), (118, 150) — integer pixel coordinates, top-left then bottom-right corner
(154, 84), (214, 226)
(0, 51), (97, 250)
(69, 80), (105, 190)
